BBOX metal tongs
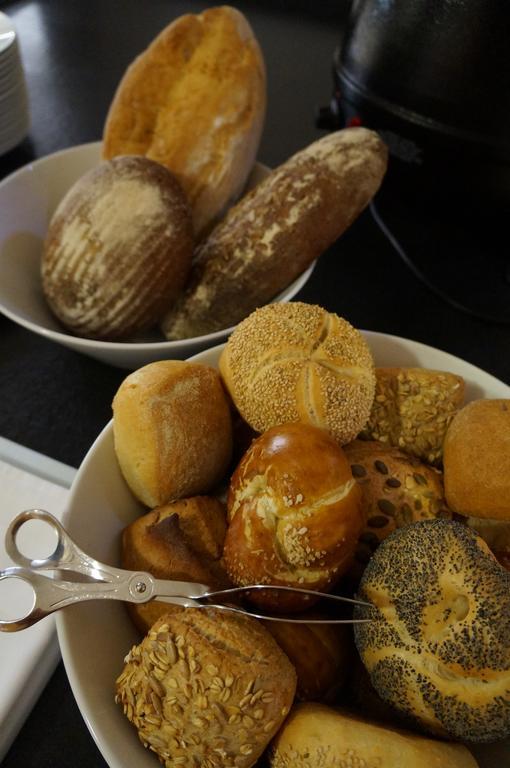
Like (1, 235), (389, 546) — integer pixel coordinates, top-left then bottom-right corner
(0, 509), (373, 632)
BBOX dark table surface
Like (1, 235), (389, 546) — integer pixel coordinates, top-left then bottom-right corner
(1, 1), (509, 766)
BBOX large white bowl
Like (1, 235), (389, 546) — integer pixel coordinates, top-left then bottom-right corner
(56, 331), (510, 768)
(0, 142), (314, 369)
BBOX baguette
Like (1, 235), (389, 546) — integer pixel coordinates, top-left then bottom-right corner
(161, 127), (388, 340)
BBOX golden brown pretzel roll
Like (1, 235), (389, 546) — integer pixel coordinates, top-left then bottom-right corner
(223, 422), (364, 612)
(41, 156), (193, 340)
(353, 519), (510, 742)
(112, 360), (232, 507)
(269, 703), (479, 768)
(263, 619), (354, 702)
(121, 497), (230, 634)
(219, 302), (376, 445)
(116, 609), (297, 768)
(360, 367), (465, 465)
(343, 440), (449, 571)
(103, 6), (266, 237)
(162, 127), (387, 339)
(444, 399), (510, 519)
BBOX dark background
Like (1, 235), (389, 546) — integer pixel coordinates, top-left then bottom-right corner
(0, 1), (509, 766)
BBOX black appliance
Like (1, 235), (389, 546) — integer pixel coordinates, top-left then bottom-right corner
(318, 0), (510, 324)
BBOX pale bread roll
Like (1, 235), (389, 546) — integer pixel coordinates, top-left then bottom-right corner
(219, 302), (376, 445)
(444, 399), (510, 519)
(103, 6), (266, 237)
(112, 360), (232, 507)
(162, 126), (387, 340)
(41, 156), (193, 340)
(270, 703), (479, 768)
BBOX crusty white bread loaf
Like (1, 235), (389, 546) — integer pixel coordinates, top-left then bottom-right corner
(41, 156), (193, 340)
(443, 399), (510, 519)
(116, 609), (296, 768)
(353, 519), (510, 743)
(360, 367), (465, 466)
(270, 703), (479, 768)
(219, 302), (376, 445)
(103, 6), (266, 238)
(112, 360), (232, 507)
(161, 127), (388, 339)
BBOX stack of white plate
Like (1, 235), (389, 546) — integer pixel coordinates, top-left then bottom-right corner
(0, 11), (29, 156)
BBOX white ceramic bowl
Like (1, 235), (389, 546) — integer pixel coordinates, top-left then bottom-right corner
(0, 142), (315, 369)
(56, 331), (510, 768)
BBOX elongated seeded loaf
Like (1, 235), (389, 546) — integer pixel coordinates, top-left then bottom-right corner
(161, 127), (388, 340)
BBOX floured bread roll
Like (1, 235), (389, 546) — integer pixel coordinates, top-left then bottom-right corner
(353, 519), (510, 742)
(116, 609), (296, 768)
(103, 6), (266, 237)
(219, 302), (376, 445)
(41, 156), (193, 340)
(162, 127), (387, 339)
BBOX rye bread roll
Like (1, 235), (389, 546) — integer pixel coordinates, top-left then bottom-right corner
(41, 156), (193, 340)
(103, 6), (266, 238)
(161, 127), (388, 340)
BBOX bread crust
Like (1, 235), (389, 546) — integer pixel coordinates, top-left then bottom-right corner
(161, 127), (387, 339)
(112, 360), (232, 507)
(103, 6), (266, 237)
(223, 422), (364, 611)
(41, 156), (193, 340)
(116, 609), (296, 767)
(121, 497), (230, 634)
(353, 519), (510, 742)
(269, 703), (479, 768)
(219, 302), (376, 445)
(444, 399), (510, 519)
(361, 367), (465, 466)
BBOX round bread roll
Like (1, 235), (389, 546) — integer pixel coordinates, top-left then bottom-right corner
(444, 398), (510, 519)
(263, 619), (354, 702)
(344, 439), (449, 575)
(121, 496), (230, 635)
(223, 422), (364, 612)
(116, 609), (297, 768)
(269, 703), (479, 768)
(465, 516), (510, 570)
(353, 519), (510, 742)
(103, 6), (266, 238)
(219, 302), (376, 445)
(41, 156), (193, 340)
(112, 360), (232, 507)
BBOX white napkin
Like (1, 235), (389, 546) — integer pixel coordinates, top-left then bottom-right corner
(0, 439), (75, 761)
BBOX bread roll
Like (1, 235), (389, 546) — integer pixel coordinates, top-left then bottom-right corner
(264, 619), (354, 702)
(219, 302), (376, 445)
(223, 422), (364, 612)
(116, 609), (296, 768)
(41, 156), (193, 340)
(270, 703), (479, 768)
(112, 360), (232, 507)
(344, 440), (449, 573)
(103, 6), (266, 237)
(353, 519), (510, 742)
(121, 497), (230, 634)
(360, 367), (465, 465)
(162, 127), (387, 339)
(465, 516), (510, 570)
(444, 399), (510, 519)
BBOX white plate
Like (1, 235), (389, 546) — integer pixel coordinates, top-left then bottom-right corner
(57, 332), (510, 768)
(0, 142), (315, 369)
